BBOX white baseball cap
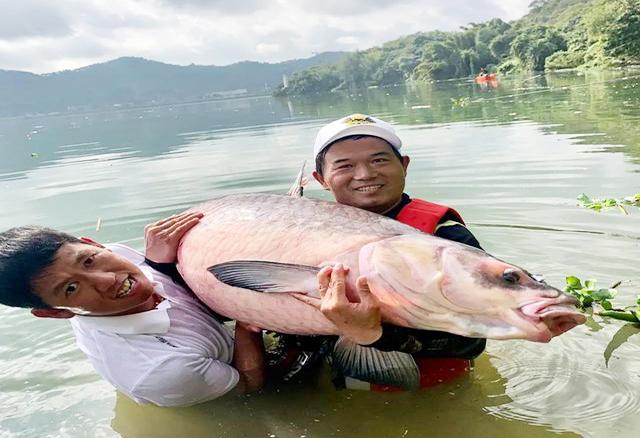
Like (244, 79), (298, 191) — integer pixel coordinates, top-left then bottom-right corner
(313, 114), (402, 159)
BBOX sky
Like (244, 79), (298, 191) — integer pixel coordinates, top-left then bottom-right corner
(0, 0), (532, 74)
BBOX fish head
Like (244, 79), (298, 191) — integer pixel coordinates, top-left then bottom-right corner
(360, 235), (585, 342)
(439, 243), (586, 342)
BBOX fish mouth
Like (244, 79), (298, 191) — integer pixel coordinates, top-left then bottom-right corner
(515, 294), (586, 342)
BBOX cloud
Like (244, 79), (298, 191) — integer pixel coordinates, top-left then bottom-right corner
(0, 0), (532, 73)
(255, 43), (281, 56)
(158, 0), (271, 14)
(293, 0), (416, 15)
(0, 1), (72, 40)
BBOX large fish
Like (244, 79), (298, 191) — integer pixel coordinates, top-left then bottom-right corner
(177, 194), (585, 343)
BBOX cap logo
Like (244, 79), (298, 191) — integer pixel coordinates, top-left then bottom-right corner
(343, 114), (374, 126)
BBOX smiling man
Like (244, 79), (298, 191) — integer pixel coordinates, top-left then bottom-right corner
(0, 213), (265, 407)
(310, 114), (486, 379)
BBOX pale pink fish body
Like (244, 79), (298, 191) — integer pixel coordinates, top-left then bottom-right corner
(178, 194), (585, 341)
(178, 194), (416, 335)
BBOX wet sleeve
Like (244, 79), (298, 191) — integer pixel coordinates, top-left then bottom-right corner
(434, 222), (483, 250)
(367, 324), (425, 353)
(130, 354), (240, 407)
(368, 325), (486, 359)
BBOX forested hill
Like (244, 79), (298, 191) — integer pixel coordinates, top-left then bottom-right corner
(279, 0), (640, 95)
(0, 52), (345, 117)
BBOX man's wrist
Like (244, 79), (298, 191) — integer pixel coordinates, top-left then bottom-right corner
(351, 326), (383, 346)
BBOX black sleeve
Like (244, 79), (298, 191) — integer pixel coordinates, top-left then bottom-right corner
(368, 324), (425, 353)
(435, 223), (482, 250)
(144, 259), (188, 288)
(368, 325), (486, 360)
(145, 258), (232, 322)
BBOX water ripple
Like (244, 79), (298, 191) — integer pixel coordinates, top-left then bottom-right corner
(485, 333), (640, 437)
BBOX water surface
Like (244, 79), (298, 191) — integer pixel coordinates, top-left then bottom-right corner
(1, 70), (639, 438)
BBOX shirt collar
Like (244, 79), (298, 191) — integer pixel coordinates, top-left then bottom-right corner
(384, 193), (411, 219)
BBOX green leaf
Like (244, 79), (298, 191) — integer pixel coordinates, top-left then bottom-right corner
(592, 288), (616, 301)
(577, 193), (591, 205)
(584, 279), (596, 290)
(603, 323), (640, 366)
(565, 276), (582, 290)
(599, 310), (640, 323)
(603, 198), (619, 207)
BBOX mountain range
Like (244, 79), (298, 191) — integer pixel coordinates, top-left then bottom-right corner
(0, 52), (346, 117)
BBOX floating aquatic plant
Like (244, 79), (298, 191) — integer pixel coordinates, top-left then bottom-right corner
(564, 276), (617, 310)
(450, 97), (470, 108)
(576, 193), (640, 215)
(564, 276), (639, 323)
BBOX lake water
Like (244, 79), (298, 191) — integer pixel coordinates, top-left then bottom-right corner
(1, 70), (639, 438)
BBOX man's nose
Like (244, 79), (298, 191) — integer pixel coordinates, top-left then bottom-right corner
(90, 271), (118, 294)
(353, 163), (376, 179)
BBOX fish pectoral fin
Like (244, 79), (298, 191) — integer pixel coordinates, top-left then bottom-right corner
(331, 337), (420, 390)
(207, 260), (320, 294)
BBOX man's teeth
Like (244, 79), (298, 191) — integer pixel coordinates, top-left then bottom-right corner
(355, 185), (382, 192)
(116, 277), (135, 297)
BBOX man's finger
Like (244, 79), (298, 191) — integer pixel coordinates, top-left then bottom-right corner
(150, 214), (179, 228)
(329, 265), (348, 304)
(151, 211), (202, 229)
(355, 275), (377, 304)
(166, 215), (202, 238)
(291, 293), (322, 309)
(317, 266), (332, 299)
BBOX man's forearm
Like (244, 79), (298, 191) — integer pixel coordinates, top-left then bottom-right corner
(232, 323), (265, 393)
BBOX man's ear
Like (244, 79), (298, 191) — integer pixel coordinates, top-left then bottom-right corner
(80, 237), (104, 248)
(401, 155), (411, 174)
(31, 308), (75, 319)
(312, 171), (330, 191)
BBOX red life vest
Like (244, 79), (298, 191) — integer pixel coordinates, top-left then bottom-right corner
(345, 198), (472, 392)
(396, 198), (465, 234)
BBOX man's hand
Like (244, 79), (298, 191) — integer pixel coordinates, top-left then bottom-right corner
(294, 264), (383, 345)
(144, 212), (203, 263)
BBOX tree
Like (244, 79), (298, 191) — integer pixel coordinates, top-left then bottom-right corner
(511, 25), (567, 70)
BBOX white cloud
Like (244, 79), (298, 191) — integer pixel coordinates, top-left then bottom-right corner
(335, 36), (360, 46)
(255, 43), (281, 55)
(0, 0), (532, 73)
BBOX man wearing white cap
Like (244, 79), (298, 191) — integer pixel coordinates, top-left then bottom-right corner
(310, 114), (486, 382)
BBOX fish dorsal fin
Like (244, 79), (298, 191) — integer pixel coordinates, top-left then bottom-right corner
(286, 160), (307, 197)
(208, 260), (319, 294)
(331, 337), (420, 390)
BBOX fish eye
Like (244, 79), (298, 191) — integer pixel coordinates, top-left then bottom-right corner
(502, 269), (520, 285)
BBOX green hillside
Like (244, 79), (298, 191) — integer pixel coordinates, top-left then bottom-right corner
(0, 52), (346, 117)
(279, 0), (640, 95)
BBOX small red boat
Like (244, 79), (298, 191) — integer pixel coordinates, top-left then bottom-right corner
(474, 73), (497, 83)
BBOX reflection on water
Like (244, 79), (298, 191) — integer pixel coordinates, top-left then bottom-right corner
(1, 70), (639, 437)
